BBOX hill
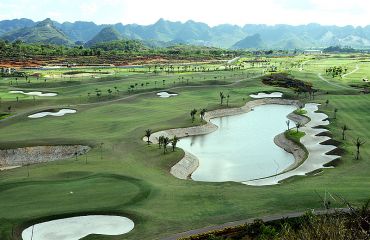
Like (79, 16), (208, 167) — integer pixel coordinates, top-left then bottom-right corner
(1, 18), (370, 49)
(85, 26), (122, 47)
(1, 18), (73, 45)
(232, 34), (264, 49)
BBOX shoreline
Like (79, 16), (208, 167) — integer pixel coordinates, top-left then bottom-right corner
(148, 98), (301, 180)
(245, 103), (340, 186)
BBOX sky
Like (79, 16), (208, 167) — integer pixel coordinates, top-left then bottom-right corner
(0, 0), (369, 27)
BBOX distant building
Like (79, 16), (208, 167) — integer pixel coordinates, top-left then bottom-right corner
(304, 50), (323, 55)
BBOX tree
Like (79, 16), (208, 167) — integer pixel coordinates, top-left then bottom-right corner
(325, 99), (329, 107)
(163, 137), (170, 154)
(200, 108), (207, 120)
(354, 137), (365, 160)
(226, 94), (230, 107)
(219, 92), (225, 105)
(334, 108), (338, 119)
(295, 122), (303, 133)
(171, 136), (180, 152)
(341, 125), (349, 140)
(158, 136), (164, 149)
(286, 120), (291, 131)
(145, 129), (152, 145)
(190, 109), (198, 123)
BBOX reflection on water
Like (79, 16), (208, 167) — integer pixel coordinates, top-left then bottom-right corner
(177, 104), (297, 182)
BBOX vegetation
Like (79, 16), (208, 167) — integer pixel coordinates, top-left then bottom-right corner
(285, 130), (305, 143)
(180, 201), (370, 240)
(294, 108), (307, 116)
(262, 73), (314, 96)
(0, 53), (369, 240)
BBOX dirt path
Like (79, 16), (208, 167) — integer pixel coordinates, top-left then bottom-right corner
(343, 64), (360, 78)
(317, 73), (354, 90)
(161, 208), (349, 240)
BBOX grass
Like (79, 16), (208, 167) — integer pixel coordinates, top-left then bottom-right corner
(0, 112), (10, 120)
(285, 130), (305, 143)
(0, 54), (369, 240)
(293, 108), (307, 116)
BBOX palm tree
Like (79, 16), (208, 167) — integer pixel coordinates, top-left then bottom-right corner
(171, 136), (180, 152)
(295, 122), (303, 133)
(200, 108), (207, 120)
(226, 94), (230, 107)
(341, 125), (349, 140)
(354, 137), (366, 160)
(325, 99), (329, 107)
(145, 129), (152, 145)
(219, 92), (225, 105)
(286, 120), (291, 131)
(334, 108), (338, 119)
(190, 109), (198, 123)
(163, 137), (170, 154)
(158, 136), (164, 149)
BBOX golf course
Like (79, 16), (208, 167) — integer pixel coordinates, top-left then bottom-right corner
(0, 53), (369, 239)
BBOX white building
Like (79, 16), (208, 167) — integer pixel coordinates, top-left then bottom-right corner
(304, 50), (323, 55)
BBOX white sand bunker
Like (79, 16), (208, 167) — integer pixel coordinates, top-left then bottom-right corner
(157, 92), (178, 98)
(10, 91), (57, 97)
(28, 109), (76, 119)
(22, 215), (134, 240)
(250, 92), (283, 99)
(244, 103), (339, 186)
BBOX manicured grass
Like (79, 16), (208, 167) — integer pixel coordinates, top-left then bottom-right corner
(285, 130), (305, 143)
(0, 55), (369, 240)
(293, 108), (307, 116)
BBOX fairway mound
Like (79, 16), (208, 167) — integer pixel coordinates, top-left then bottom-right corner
(22, 215), (134, 240)
(0, 145), (90, 169)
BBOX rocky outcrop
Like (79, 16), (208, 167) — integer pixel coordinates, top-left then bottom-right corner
(0, 145), (90, 169)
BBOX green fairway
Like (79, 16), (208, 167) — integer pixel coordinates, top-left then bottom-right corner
(0, 55), (369, 240)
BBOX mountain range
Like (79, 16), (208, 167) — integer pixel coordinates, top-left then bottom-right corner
(1, 18), (370, 49)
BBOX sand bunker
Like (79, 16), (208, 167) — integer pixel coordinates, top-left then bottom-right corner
(10, 91), (57, 97)
(157, 92), (178, 98)
(22, 215), (134, 240)
(28, 109), (76, 118)
(244, 103), (339, 186)
(250, 92), (283, 99)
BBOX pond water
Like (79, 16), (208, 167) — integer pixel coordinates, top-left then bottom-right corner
(9, 90), (57, 97)
(157, 92), (178, 98)
(22, 215), (134, 240)
(28, 109), (76, 118)
(177, 104), (297, 182)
